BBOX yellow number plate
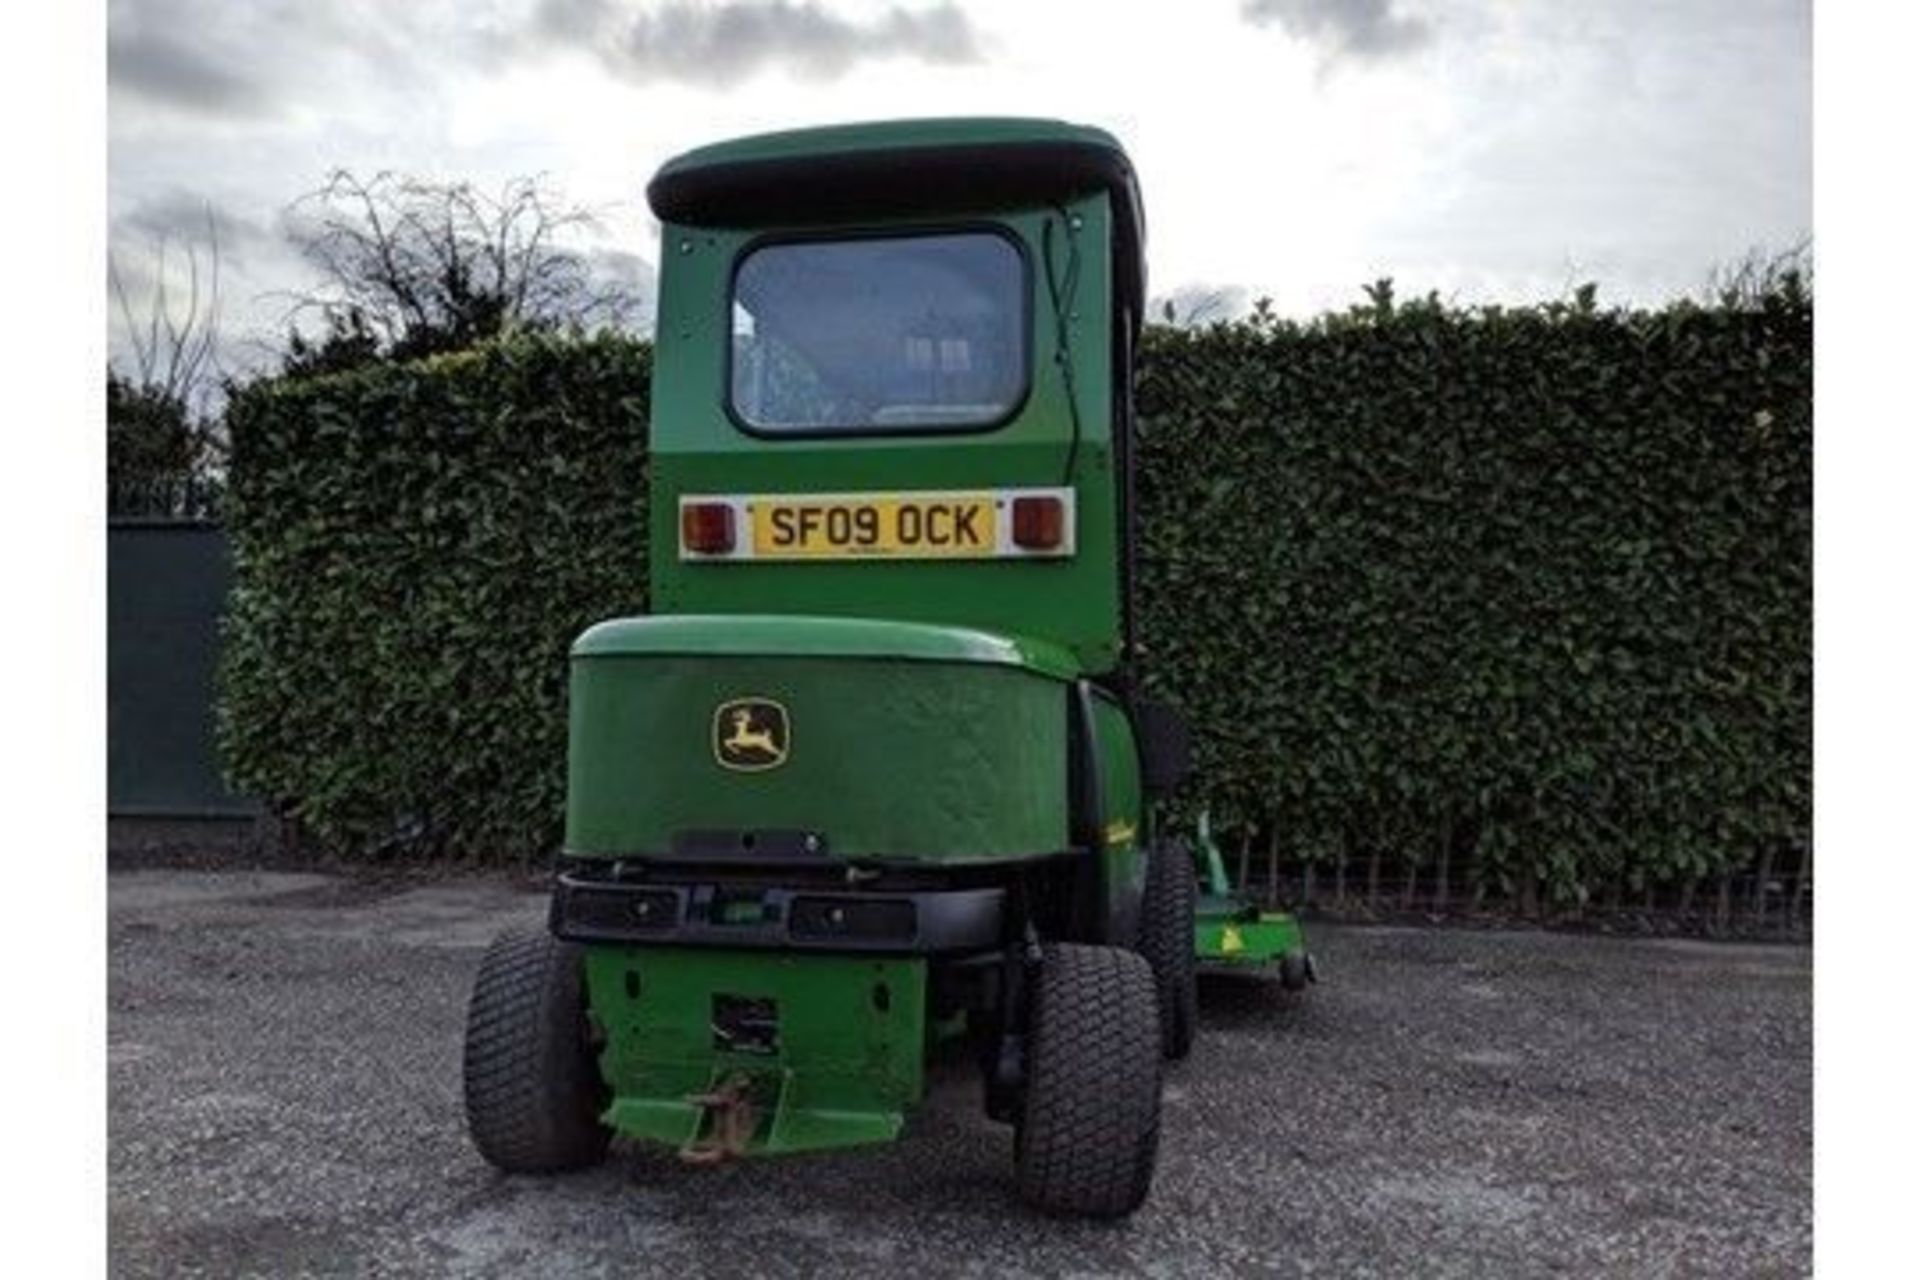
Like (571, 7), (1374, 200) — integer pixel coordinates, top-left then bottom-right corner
(751, 494), (998, 560)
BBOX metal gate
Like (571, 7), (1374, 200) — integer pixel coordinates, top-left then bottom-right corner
(108, 520), (257, 816)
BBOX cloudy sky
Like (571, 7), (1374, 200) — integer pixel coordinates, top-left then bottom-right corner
(107, 0), (1810, 375)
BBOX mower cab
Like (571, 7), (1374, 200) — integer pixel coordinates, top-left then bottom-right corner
(461, 119), (1296, 1217)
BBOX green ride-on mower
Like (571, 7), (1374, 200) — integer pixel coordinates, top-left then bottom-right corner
(1190, 814), (1317, 990)
(460, 118), (1310, 1218)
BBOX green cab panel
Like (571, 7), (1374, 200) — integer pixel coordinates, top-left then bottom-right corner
(648, 196), (1122, 674)
(566, 614), (1073, 861)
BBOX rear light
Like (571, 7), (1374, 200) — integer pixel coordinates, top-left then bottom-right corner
(681, 501), (735, 555)
(1011, 495), (1065, 550)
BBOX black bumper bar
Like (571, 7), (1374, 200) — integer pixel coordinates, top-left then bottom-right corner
(549, 870), (1005, 955)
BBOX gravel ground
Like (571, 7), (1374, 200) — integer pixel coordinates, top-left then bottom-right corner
(108, 870), (1811, 1278)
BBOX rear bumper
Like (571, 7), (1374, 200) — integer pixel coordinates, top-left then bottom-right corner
(581, 946), (930, 1156)
(549, 868), (1004, 955)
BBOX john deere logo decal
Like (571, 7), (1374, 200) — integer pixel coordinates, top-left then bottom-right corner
(713, 698), (789, 771)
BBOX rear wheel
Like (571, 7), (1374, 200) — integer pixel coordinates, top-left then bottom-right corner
(1136, 839), (1198, 1060)
(1016, 943), (1162, 1217)
(462, 929), (611, 1173)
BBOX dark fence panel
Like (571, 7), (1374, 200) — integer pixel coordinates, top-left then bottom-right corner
(108, 520), (257, 816)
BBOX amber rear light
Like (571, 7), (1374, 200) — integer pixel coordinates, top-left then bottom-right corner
(1010, 495), (1065, 550)
(681, 502), (736, 555)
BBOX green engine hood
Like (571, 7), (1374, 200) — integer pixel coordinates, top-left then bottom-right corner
(566, 614), (1081, 862)
(572, 614), (1082, 682)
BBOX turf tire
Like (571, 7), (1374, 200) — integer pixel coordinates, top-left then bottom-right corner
(1136, 839), (1199, 1060)
(1016, 943), (1163, 1217)
(462, 928), (611, 1173)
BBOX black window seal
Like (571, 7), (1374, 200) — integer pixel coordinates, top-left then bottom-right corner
(721, 221), (1037, 442)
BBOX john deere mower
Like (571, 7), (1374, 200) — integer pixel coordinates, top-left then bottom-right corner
(461, 118), (1308, 1218)
(1190, 814), (1317, 989)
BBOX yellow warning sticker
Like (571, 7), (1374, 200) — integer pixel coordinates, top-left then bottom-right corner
(1220, 925), (1245, 954)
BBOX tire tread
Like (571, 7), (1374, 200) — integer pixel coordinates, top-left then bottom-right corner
(1016, 943), (1163, 1217)
(1137, 839), (1199, 1060)
(462, 929), (610, 1173)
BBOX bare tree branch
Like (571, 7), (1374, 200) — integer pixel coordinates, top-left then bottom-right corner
(278, 171), (641, 372)
(106, 206), (228, 516)
(1704, 239), (1813, 310)
(108, 207), (225, 413)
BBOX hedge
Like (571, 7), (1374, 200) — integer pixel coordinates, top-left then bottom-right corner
(1134, 286), (1810, 908)
(219, 286), (1810, 907)
(219, 335), (651, 856)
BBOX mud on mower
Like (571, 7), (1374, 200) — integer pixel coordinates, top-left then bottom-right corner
(461, 119), (1311, 1218)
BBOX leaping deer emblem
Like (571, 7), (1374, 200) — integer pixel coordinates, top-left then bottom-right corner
(715, 699), (788, 769)
(724, 709), (778, 757)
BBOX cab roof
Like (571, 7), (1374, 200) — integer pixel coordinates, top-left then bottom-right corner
(647, 117), (1147, 333)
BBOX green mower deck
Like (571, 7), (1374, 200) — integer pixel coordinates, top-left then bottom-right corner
(1191, 818), (1316, 988)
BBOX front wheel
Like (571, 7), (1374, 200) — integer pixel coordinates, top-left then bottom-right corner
(462, 929), (611, 1173)
(1016, 943), (1163, 1217)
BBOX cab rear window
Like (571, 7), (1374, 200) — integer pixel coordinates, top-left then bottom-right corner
(729, 231), (1028, 435)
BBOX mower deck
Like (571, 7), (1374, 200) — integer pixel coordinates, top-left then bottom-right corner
(1189, 818), (1316, 987)
(1194, 896), (1313, 985)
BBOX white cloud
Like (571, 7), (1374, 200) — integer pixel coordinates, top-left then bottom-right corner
(106, 0), (1812, 372)
(532, 0), (984, 87)
(1241, 0), (1434, 68)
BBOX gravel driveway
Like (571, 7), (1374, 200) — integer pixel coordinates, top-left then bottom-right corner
(108, 870), (1810, 1277)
